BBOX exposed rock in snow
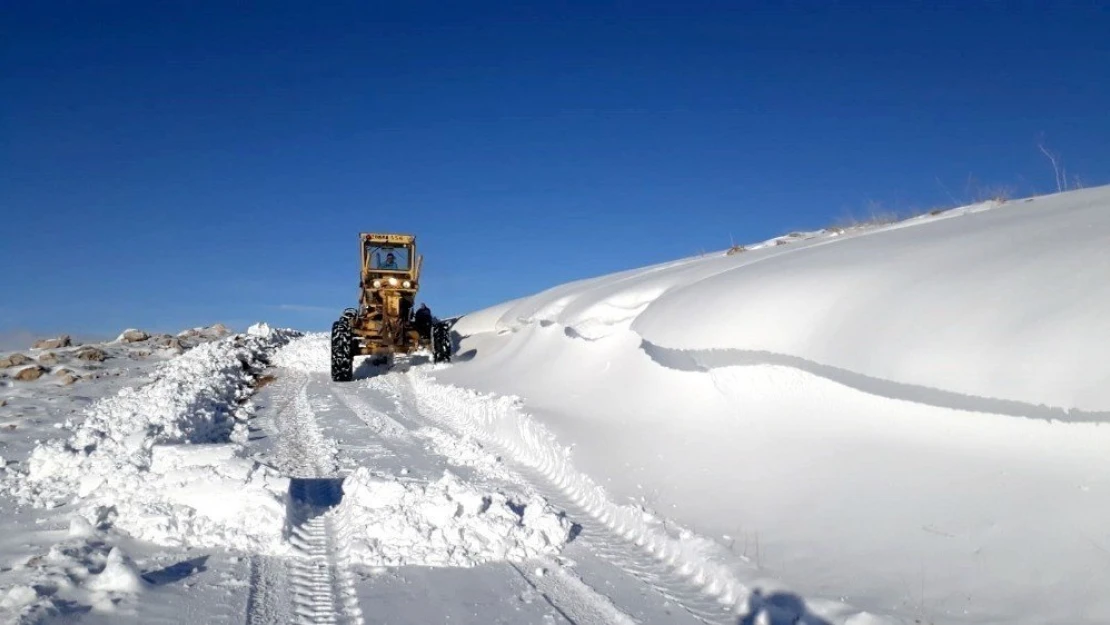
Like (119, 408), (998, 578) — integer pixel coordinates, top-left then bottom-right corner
(0, 353), (33, 368)
(76, 346), (108, 362)
(13, 365), (47, 382)
(116, 328), (150, 343)
(32, 335), (71, 350)
(36, 351), (58, 366)
(58, 372), (79, 386)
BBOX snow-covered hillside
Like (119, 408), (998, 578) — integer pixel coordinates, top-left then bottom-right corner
(2, 186), (1107, 625)
(435, 185), (1110, 625)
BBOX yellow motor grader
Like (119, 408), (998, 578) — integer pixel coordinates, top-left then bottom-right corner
(330, 232), (451, 381)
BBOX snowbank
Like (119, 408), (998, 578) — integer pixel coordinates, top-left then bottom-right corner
(471, 188), (1110, 413)
(3, 328), (300, 554)
(334, 468), (571, 568)
(272, 331), (331, 373)
(431, 186), (1110, 625)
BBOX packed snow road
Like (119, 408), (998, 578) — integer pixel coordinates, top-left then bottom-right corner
(3, 329), (802, 625)
(239, 343), (753, 625)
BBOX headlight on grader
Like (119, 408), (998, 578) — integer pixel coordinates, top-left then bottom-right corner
(403, 280), (412, 288)
(388, 277), (399, 286)
(373, 279), (382, 288)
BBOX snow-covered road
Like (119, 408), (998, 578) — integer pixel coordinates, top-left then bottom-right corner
(235, 352), (759, 625)
(6, 330), (792, 624)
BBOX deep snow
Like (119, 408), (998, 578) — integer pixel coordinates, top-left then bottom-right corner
(432, 186), (1110, 625)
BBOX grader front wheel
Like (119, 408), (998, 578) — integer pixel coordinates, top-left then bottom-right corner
(330, 320), (354, 382)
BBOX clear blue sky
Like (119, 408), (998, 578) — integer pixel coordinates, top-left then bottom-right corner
(3, 1), (1108, 337)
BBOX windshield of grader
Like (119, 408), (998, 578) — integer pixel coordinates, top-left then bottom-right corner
(364, 244), (412, 273)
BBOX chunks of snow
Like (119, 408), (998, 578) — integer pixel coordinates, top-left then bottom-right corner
(247, 321), (273, 337)
(335, 468), (571, 567)
(3, 327), (300, 555)
(84, 547), (145, 594)
(5, 525), (148, 618)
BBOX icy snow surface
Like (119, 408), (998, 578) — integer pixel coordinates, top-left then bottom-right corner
(432, 186), (1110, 625)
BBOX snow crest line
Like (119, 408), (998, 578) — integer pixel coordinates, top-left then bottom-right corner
(642, 340), (1110, 423)
(403, 371), (753, 616)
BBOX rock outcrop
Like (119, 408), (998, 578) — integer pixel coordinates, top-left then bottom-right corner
(0, 353), (33, 369)
(76, 347), (108, 362)
(14, 365), (47, 381)
(117, 329), (151, 343)
(32, 335), (72, 350)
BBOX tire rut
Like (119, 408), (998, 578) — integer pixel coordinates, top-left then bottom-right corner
(377, 370), (737, 624)
(246, 374), (362, 625)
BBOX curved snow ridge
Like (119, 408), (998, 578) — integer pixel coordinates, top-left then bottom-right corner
(403, 371), (754, 614)
(2, 327), (301, 554)
(642, 340), (1110, 424)
(473, 212), (904, 340)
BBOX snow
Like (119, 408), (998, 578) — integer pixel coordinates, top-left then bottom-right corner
(433, 186), (1110, 625)
(3, 186), (1110, 625)
(335, 468), (571, 567)
(2, 327), (302, 616)
(272, 330), (332, 373)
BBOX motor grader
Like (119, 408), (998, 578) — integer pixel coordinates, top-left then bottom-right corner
(330, 232), (451, 382)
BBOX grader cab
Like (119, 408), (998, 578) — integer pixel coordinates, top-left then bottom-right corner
(330, 232), (451, 382)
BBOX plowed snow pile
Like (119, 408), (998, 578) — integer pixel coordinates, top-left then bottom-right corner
(273, 331), (330, 373)
(335, 468), (571, 567)
(3, 324), (300, 554)
(432, 186), (1110, 625)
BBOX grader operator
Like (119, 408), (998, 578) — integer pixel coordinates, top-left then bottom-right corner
(330, 232), (451, 382)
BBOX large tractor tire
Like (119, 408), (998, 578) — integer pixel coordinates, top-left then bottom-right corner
(331, 320), (354, 382)
(432, 322), (452, 363)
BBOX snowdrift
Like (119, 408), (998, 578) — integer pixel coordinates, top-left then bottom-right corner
(435, 186), (1110, 625)
(459, 188), (1110, 414)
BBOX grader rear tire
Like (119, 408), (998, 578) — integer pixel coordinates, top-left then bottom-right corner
(432, 322), (451, 363)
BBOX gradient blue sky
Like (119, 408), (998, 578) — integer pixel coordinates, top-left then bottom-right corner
(3, 1), (1108, 338)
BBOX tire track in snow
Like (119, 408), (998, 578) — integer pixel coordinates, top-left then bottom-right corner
(393, 370), (753, 624)
(246, 375), (363, 625)
(366, 370), (733, 625)
(512, 560), (640, 625)
(334, 375), (653, 625)
(287, 479), (364, 625)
